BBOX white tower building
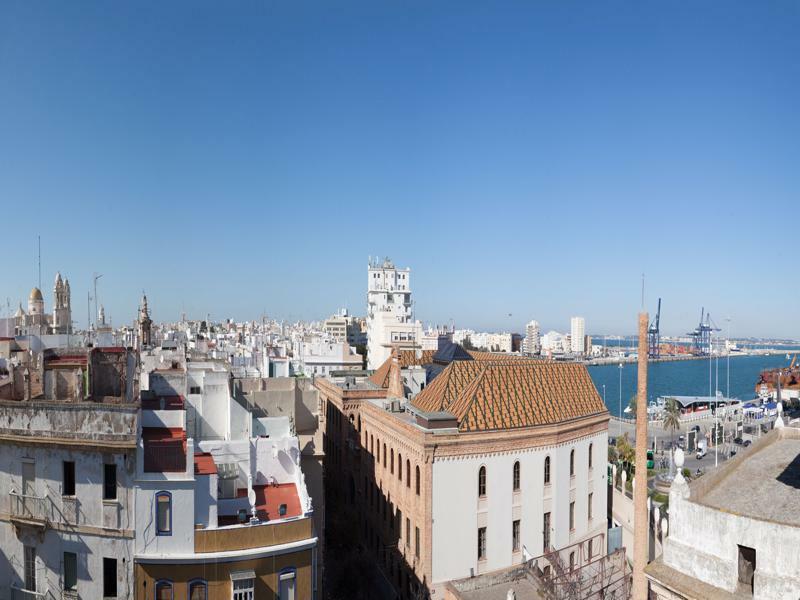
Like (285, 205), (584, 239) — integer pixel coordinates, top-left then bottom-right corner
(523, 320), (541, 355)
(570, 316), (586, 355)
(366, 257), (423, 370)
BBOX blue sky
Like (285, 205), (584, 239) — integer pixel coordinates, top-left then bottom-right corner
(1, 1), (798, 338)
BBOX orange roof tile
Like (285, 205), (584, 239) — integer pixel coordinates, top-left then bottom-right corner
(411, 360), (606, 432)
(369, 350), (435, 388)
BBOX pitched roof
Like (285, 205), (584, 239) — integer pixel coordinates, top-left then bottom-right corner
(432, 342), (473, 364)
(411, 360), (606, 432)
(467, 350), (528, 361)
(369, 349), (435, 388)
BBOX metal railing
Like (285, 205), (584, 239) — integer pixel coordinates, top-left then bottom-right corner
(9, 491), (48, 522)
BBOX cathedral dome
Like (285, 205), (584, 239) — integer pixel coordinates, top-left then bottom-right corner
(29, 287), (43, 301)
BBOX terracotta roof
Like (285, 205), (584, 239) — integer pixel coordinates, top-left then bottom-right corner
(411, 360), (606, 432)
(194, 452), (217, 475)
(467, 350), (528, 361)
(369, 350), (435, 388)
(219, 483), (302, 525)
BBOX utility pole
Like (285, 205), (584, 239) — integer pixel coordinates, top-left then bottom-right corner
(93, 273), (103, 330)
(633, 312), (649, 599)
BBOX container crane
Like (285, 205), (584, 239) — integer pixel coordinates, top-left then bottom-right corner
(648, 298), (661, 359)
(687, 308), (721, 356)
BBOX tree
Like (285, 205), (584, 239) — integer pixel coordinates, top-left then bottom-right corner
(663, 397), (681, 454)
(627, 394), (637, 419)
(615, 433), (635, 474)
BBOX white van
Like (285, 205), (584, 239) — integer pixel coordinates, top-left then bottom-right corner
(696, 439), (707, 459)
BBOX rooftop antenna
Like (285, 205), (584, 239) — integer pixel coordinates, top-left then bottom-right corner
(37, 235), (41, 290)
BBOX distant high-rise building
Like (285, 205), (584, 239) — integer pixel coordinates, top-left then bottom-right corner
(366, 257), (422, 370)
(523, 320), (541, 355)
(571, 317), (586, 354)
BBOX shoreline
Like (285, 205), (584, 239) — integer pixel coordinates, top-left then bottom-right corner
(585, 351), (785, 367)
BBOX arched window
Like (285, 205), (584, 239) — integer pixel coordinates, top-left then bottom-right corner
(513, 461), (520, 491)
(415, 465), (421, 495)
(588, 443), (593, 469)
(357, 414), (362, 432)
(370, 434), (374, 454)
(155, 580), (173, 600)
(544, 456), (551, 485)
(398, 453), (403, 481)
(155, 491), (172, 536)
(383, 443), (387, 468)
(406, 459), (411, 488)
(188, 579), (207, 600)
(478, 466), (487, 497)
(391, 449), (394, 474)
(570, 448), (575, 477)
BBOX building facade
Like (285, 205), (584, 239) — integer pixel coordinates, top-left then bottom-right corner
(316, 347), (609, 599)
(366, 258), (422, 370)
(523, 320), (541, 355)
(570, 317), (585, 355)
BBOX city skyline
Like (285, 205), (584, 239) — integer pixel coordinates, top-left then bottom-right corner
(3, 2), (799, 338)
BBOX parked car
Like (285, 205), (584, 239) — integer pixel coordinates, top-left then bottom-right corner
(691, 425), (701, 433)
(743, 440), (752, 447)
(733, 437), (743, 445)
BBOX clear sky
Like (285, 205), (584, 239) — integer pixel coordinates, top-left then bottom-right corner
(2, 1), (798, 338)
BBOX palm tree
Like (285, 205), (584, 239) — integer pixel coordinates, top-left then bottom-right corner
(663, 397), (681, 467)
(615, 433), (635, 475)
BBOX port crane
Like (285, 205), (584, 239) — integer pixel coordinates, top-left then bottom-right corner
(687, 308), (721, 356)
(647, 298), (661, 359)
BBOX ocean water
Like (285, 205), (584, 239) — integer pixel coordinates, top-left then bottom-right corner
(587, 354), (797, 418)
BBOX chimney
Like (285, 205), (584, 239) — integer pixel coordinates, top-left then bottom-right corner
(633, 312), (649, 598)
(388, 347), (404, 398)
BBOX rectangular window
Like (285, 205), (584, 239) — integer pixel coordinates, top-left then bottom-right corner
(63, 461), (75, 496)
(512, 519), (521, 552)
(24, 546), (36, 592)
(104, 464), (117, 500)
(543, 512), (551, 551)
(588, 539), (593, 560)
(406, 518), (411, 548)
(415, 527), (420, 558)
(156, 492), (171, 535)
(278, 571), (296, 600)
(64, 551), (77, 592)
(189, 386), (201, 394)
(103, 557), (117, 597)
(478, 527), (487, 561)
(233, 578), (255, 600)
(588, 492), (593, 521)
(569, 501), (575, 531)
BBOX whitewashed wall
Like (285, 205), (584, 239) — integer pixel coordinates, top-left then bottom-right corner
(431, 430), (607, 583)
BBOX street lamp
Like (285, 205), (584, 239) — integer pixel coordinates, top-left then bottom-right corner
(618, 363), (623, 436)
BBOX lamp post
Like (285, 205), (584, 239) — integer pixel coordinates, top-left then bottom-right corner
(618, 363), (623, 436)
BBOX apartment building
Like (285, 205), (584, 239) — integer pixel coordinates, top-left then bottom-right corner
(316, 345), (609, 599)
(0, 347), (138, 599)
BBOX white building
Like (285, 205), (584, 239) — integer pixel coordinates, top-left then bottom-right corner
(0, 348), (137, 600)
(541, 330), (567, 354)
(647, 426), (800, 599)
(293, 338), (363, 377)
(571, 317), (586, 355)
(523, 320), (541, 355)
(366, 257), (423, 370)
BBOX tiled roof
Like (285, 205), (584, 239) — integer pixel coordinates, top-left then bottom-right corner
(194, 452), (217, 475)
(411, 360), (606, 432)
(432, 342), (473, 364)
(369, 350), (435, 388)
(467, 350), (528, 361)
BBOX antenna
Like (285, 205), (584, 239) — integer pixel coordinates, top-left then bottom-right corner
(641, 273), (645, 309)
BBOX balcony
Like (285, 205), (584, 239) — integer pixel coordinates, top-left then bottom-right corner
(10, 586), (47, 600)
(9, 491), (50, 530)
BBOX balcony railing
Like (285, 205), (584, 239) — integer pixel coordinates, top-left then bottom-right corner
(10, 585), (47, 600)
(9, 491), (49, 523)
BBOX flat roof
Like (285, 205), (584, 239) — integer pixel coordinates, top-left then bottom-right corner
(697, 430), (800, 527)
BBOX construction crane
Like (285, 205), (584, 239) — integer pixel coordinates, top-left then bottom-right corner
(648, 298), (661, 359)
(687, 308), (721, 356)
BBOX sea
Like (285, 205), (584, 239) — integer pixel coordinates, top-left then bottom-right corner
(587, 353), (800, 419)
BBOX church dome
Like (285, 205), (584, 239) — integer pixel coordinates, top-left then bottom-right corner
(29, 287), (43, 301)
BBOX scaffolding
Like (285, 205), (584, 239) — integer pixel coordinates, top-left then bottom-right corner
(530, 536), (631, 600)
